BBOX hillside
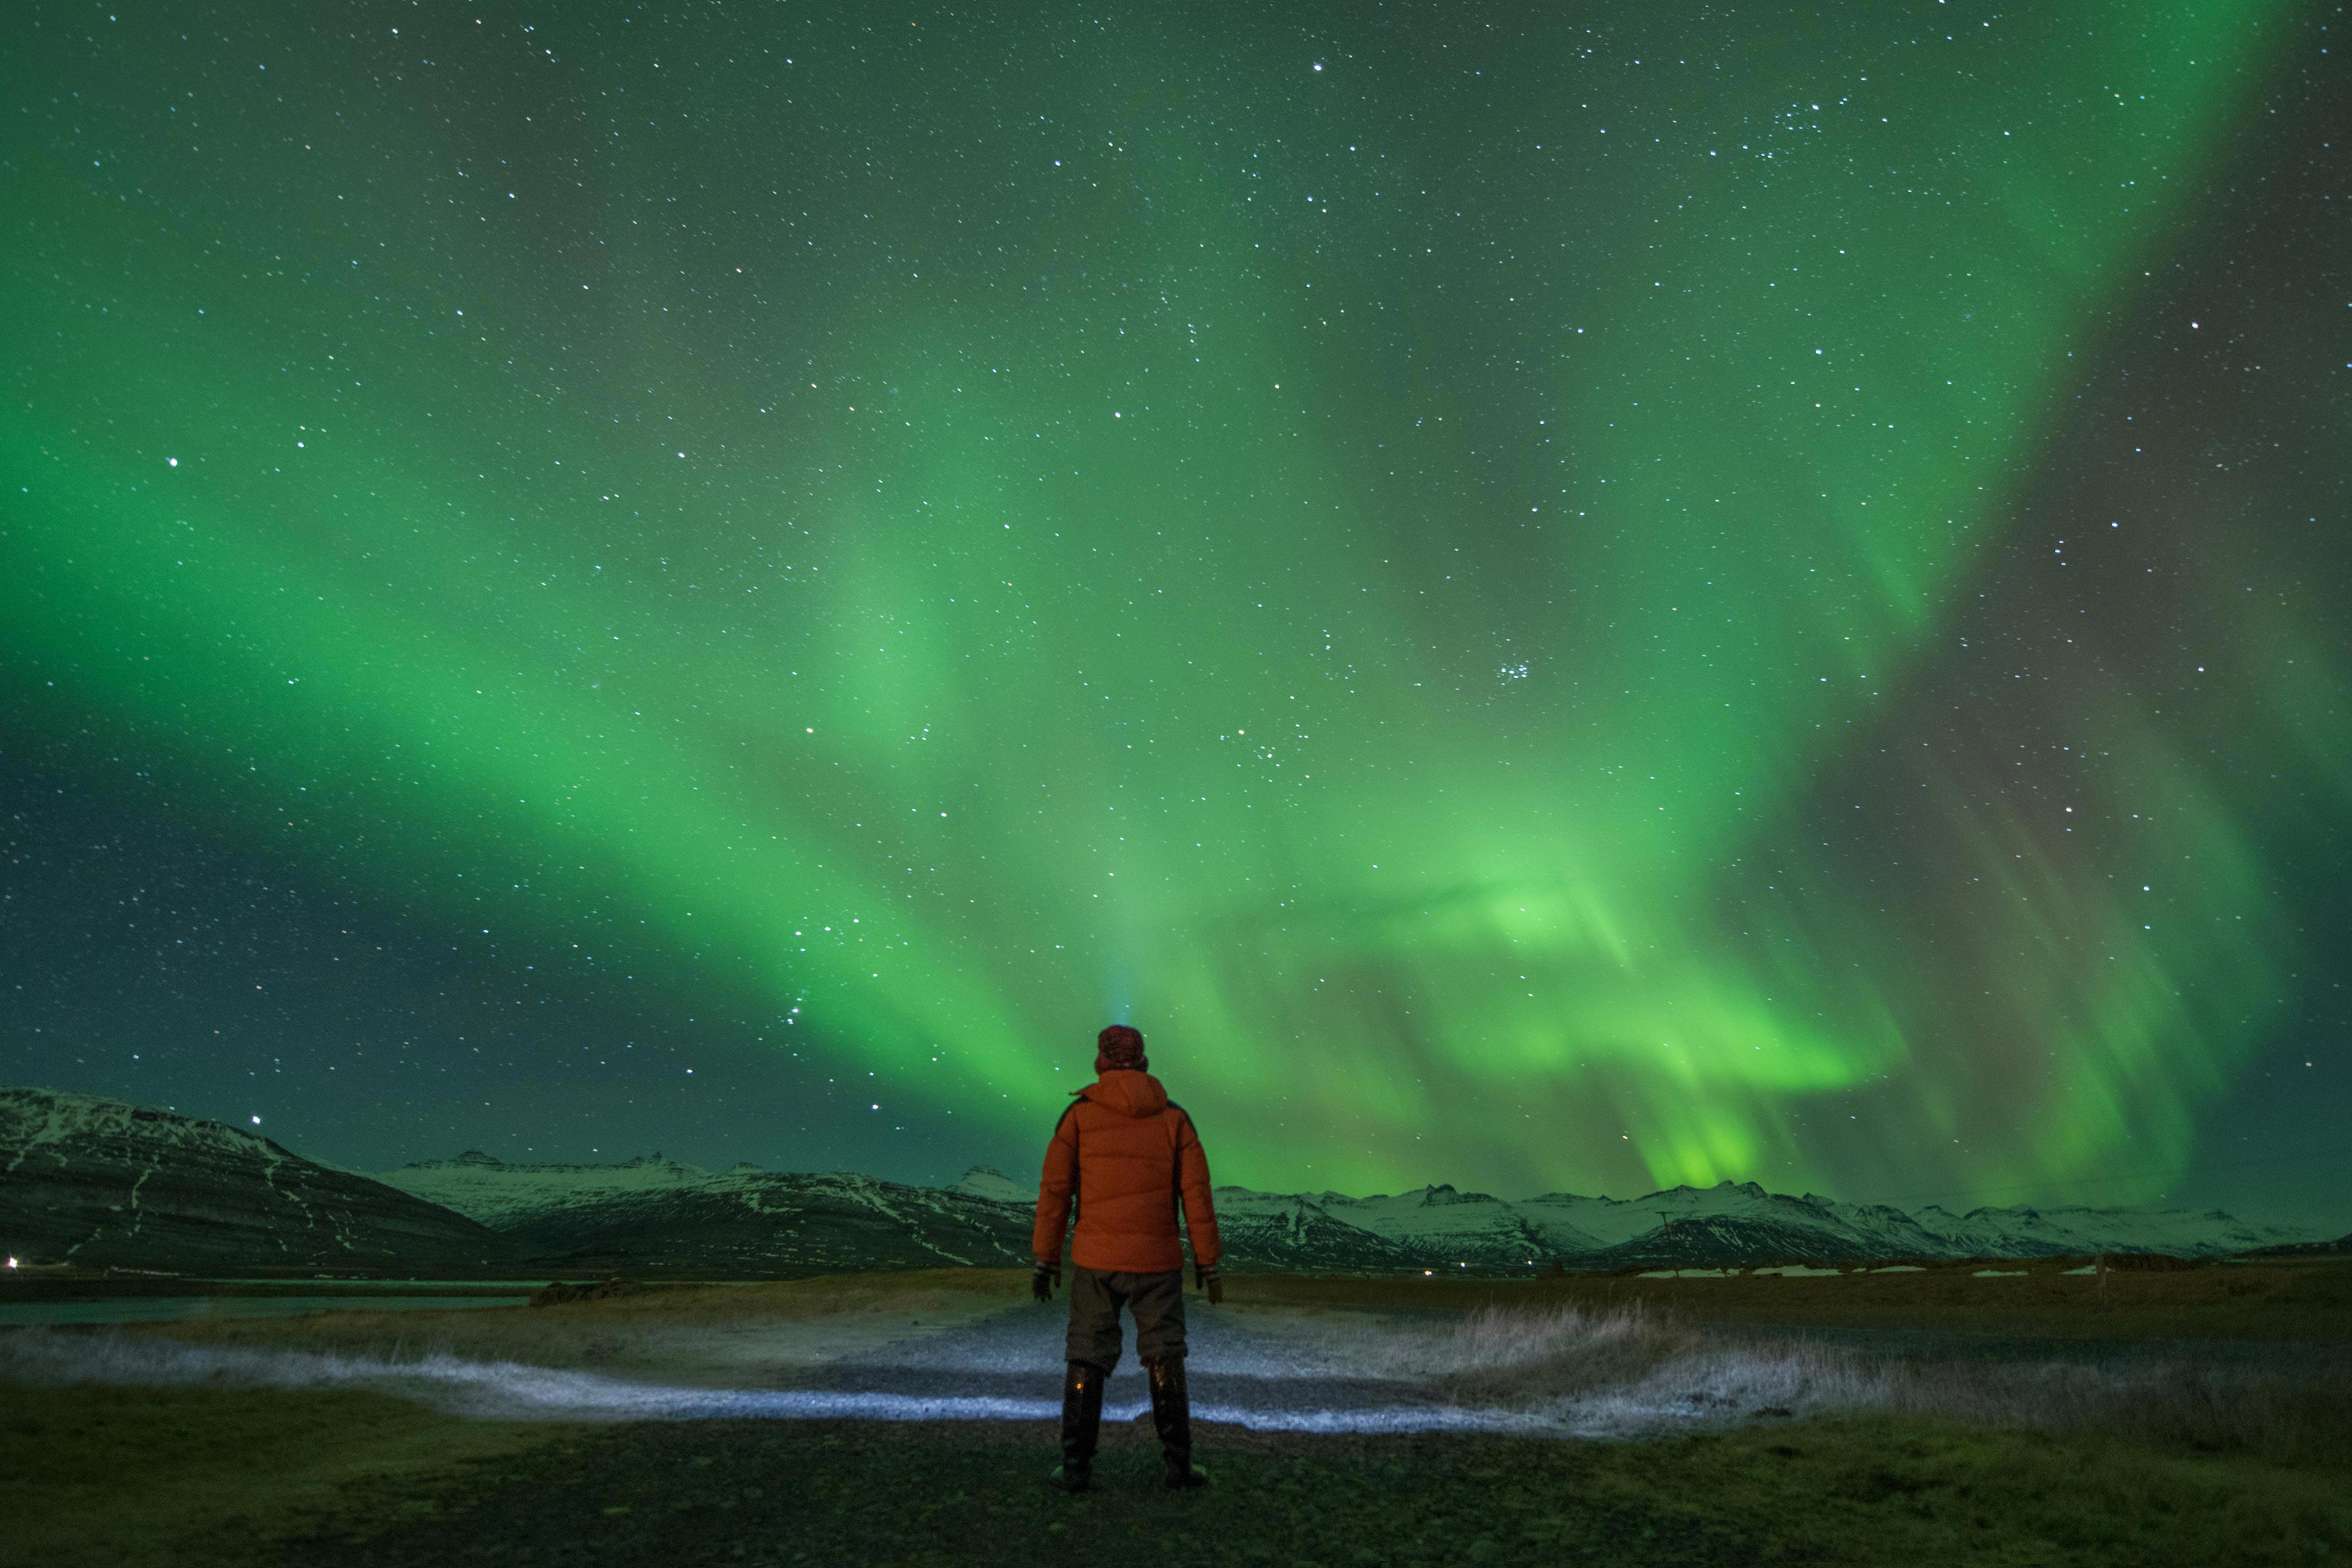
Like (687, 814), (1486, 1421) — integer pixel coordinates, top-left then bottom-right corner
(0, 1088), (524, 1276)
(381, 1152), (1034, 1276)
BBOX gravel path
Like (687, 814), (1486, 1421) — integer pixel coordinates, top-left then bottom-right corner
(267, 1417), (1795, 1568)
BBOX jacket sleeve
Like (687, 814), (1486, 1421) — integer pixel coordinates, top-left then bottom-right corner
(1175, 1110), (1221, 1268)
(1030, 1104), (1080, 1263)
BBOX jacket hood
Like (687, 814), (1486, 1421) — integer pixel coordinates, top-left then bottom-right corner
(1079, 1069), (1168, 1118)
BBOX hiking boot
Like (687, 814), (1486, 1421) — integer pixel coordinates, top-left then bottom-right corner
(1145, 1354), (1210, 1490)
(1048, 1360), (1102, 1492)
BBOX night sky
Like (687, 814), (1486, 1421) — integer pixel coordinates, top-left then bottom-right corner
(5, 2), (2347, 1228)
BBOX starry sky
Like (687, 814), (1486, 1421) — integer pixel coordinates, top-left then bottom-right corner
(5, 1), (2347, 1228)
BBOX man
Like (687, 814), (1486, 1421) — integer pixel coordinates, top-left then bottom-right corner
(1031, 1023), (1223, 1492)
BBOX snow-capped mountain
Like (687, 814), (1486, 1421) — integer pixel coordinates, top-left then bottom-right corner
(0, 1088), (522, 1275)
(1185, 1188), (1431, 1274)
(951, 1166), (1029, 1205)
(6, 1085), (2326, 1279)
(385, 1153), (2326, 1275)
(1251, 1179), (2321, 1269)
(378, 1152), (1035, 1275)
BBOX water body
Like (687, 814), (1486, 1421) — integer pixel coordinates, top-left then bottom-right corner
(0, 1295), (529, 1326)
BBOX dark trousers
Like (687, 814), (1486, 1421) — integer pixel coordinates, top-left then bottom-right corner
(1065, 1265), (1186, 1373)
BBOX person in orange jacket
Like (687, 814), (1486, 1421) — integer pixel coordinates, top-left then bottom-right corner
(1031, 1023), (1222, 1491)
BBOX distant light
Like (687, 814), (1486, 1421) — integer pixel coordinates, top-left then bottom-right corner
(251, 1115), (262, 1125)
(6, 1257), (16, 1269)
(167, 457), (178, 467)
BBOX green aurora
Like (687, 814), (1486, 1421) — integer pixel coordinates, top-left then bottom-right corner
(6, 1), (2346, 1210)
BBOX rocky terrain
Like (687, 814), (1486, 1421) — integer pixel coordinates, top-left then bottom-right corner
(0, 1088), (525, 1276)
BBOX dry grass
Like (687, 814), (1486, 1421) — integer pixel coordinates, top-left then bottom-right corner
(1259, 1295), (2352, 1465)
(0, 1378), (584, 1568)
(1227, 1297), (1712, 1404)
(6, 1265), (2347, 1566)
(1223, 1256), (2352, 1340)
(1424, 1300), (1706, 1401)
(1626, 1412), (2350, 1566)
(86, 1264), (2352, 1460)
(9, 1388), (2340, 1568)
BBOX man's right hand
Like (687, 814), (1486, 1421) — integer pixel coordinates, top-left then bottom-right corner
(1196, 1262), (1223, 1305)
(1032, 1259), (1061, 1302)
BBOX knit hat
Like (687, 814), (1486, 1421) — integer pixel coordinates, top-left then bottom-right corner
(1095, 1023), (1148, 1074)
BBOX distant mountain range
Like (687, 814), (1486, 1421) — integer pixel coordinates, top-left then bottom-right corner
(2, 1087), (2338, 1278)
(0, 1088), (522, 1276)
(1196, 1174), (2330, 1272)
(377, 1149), (1038, 1276)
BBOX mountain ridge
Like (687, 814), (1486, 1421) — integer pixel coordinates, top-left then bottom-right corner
(3, 1088), (2330, 1278)
(0, 1087), (526, 1275)
(385, 1150), (2324, 1272)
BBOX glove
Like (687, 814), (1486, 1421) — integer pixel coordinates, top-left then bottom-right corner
(1195, 1262), (1223, 1305)
(1032, 1259), (1061, 1302)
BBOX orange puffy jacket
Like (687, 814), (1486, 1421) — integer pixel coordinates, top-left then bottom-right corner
(1031, 1069), (1221, 1275)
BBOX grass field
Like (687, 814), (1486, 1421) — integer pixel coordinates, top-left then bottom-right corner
(1226, 1254), (2352, 1342)
(2, 1263), (2345, 1567)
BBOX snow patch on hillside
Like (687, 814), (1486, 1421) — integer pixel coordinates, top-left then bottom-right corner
(382, 1152), (718, 1229)
(952, 1167), (1028, 1204)
(354, 1150), (2326, 1267)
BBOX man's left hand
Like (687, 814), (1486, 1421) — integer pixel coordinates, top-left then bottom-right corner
(1032, 1259), (1061, 1302)
(1195, 1263), (1223, 1305)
